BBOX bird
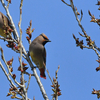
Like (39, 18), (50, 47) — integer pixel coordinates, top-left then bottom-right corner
(0, 12), (15, 39)
(29, 33), (51, 79)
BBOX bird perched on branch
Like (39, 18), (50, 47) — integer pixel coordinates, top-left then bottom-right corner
(29, 33), (51, 79)
(0, 12), (16, 39)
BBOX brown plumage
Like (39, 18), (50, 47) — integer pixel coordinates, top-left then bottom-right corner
(0, 12), (15, 38)
(29, 33), (51, 79)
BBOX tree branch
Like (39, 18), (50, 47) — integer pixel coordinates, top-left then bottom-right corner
(0, 0), (49, 99)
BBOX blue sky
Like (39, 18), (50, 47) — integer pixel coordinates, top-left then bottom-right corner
(0, 0), (100, 100)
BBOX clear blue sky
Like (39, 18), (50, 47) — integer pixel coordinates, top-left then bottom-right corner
(0, 0), (100, 100)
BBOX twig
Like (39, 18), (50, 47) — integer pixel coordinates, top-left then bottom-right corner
(55, 66), (60, 80)
(26, 74), (31, 91)
(0, 61), (25, 98)
(18, 1), (28, 100)
(94, 42), (100, 52)
(0, 37), (14, 42)
(69, 0), (86, 34)
(1, 0), (49, 99)
(80, 10), (83, 22)
(0, 46), (23, 88)
(61, 0), (71, 6)
(92, 46), (100, 58)
(55, 66), (60, 100)
(26, 54), (49, 100)
(19, 0), (23, 86)
(0, 61), (16, 88)
(0, 36), (17, 43)
(46, 68), (54, 85)
(63, 0), (100, 58)
(15, 96), (23, 100)
(7, 0), (10, 8)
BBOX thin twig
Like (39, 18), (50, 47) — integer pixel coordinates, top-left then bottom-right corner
(55, 66), (60, 100)
(7, 0), (9, 8)
(0, 61), (25, 98)
(55, 66), (60, 80)
(46, 68), (54, 85)
(0, 46), (23, 88)
(61, 0), (71, 6)
(80, 10), (83, 22)
(27, 55), (49, 100)
(0, 61), (16, 87)
(18, 0), (28, 100)
(26, 74), (31, 91)
(63, 0), (100, 58)
(0, 37), (17, 43)
(19, 0), (23, 88)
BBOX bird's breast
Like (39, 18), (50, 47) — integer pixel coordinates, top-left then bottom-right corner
(30, 51), (39, 66)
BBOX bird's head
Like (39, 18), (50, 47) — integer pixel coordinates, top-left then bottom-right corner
(39, 33), (51, 46)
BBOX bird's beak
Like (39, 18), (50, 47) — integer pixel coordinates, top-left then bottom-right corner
(45, 39), (51, 42)
(48, 40), (51, 42)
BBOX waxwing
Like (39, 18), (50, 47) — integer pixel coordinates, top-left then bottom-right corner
(29, 33), (51, 79)
(0, 12), (15, 38)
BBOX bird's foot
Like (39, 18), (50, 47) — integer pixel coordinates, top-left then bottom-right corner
(31, 66), (37, 70)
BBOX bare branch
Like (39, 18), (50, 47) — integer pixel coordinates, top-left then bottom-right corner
(56, 66), (60, 80)
(0, 60), (25, 98)
(1, 0), (49, 99)
(62, 0), (100, 58)
(0, 46), (23, 88)
(61, 0), (71, 6)
(18, 1), (28, 100)
(80, 10), (83, 22)
(51, 66), (61, 100)
(7, 0), (10, 8)
(0, 36), (17, 43)
(82, 45), (100, 57)
(69, 0), (86, 34)
(0, 61), (16, 88)
(46, 68), (54, 85)
(26, 74), (31, 91)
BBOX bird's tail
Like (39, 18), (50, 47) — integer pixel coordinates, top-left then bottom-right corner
(39, 68), (46, 79)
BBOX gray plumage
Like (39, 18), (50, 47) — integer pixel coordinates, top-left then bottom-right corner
(29, 33), (51, 79)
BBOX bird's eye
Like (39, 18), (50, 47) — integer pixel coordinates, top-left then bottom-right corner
(43, 36), (48, 40)
(40, 34), (48, 40)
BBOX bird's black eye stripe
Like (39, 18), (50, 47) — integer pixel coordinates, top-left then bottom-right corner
(40, 34), (48, 40)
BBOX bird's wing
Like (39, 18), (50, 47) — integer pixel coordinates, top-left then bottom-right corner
(0, 12), (3, 27)
(43, 47), (46, 67)
(0, 12), (7, 37)
(0, 12), (16, 39)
